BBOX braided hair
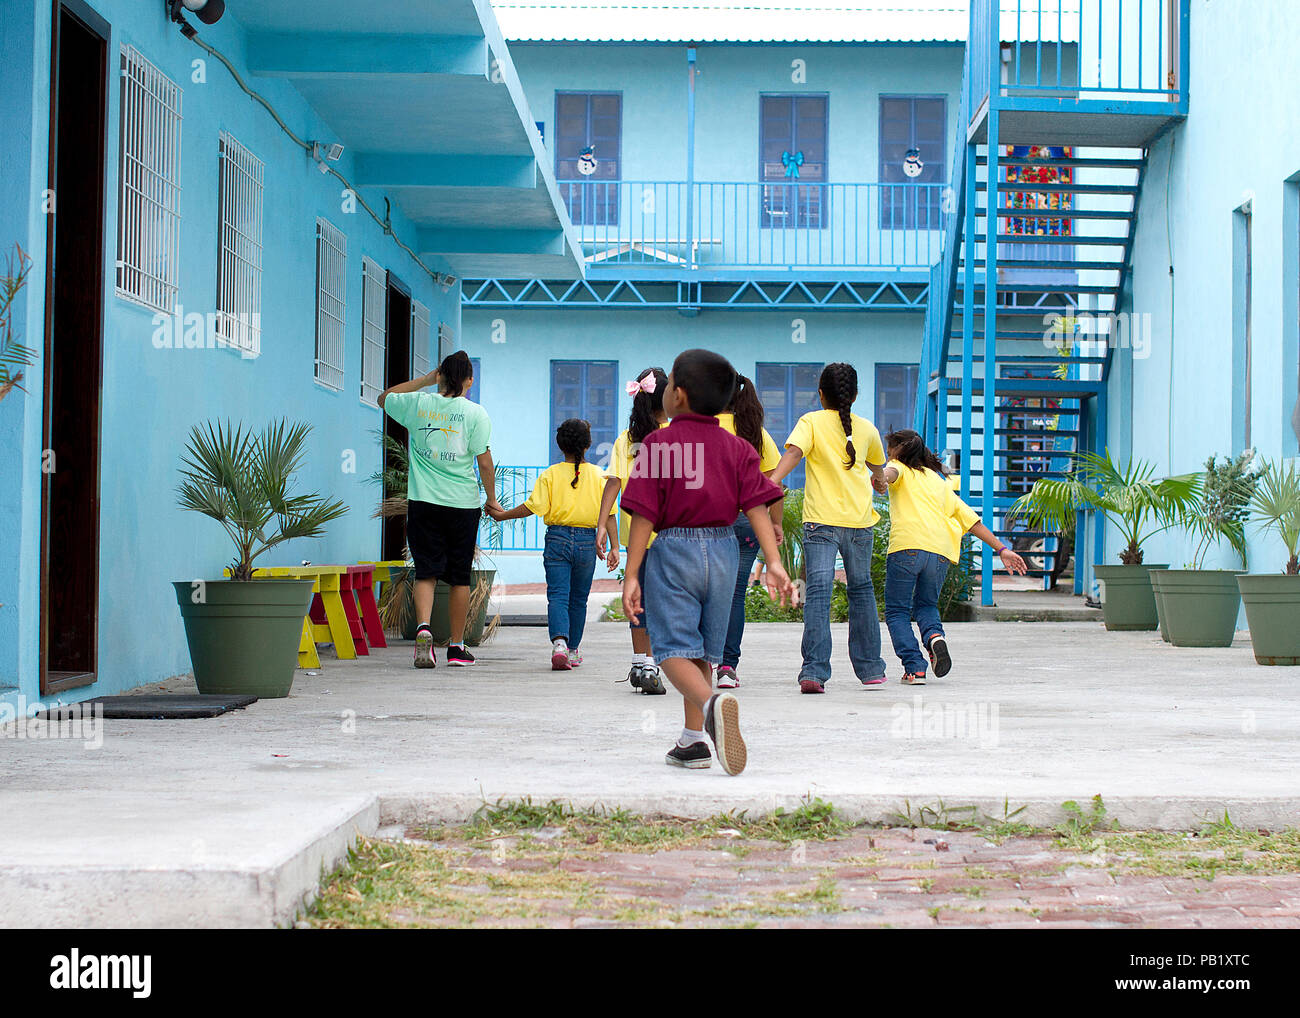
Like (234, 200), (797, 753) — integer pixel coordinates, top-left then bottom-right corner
(819, 362), (859, 470)
(555, 418), (592, 489)
(885, 428), (947, 476)
(728, 375), (766, 455)
(627, 366), (669, 445)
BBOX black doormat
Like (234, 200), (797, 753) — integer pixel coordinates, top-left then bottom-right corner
(40, 695), (258, 720)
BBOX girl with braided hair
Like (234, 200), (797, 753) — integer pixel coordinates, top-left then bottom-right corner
(876, 429), (1027, 684)
(488, 419), (618, 670)
(714, 375), (785, 688)
(770, 363), (890, 693)
(595, 367), (670, 694)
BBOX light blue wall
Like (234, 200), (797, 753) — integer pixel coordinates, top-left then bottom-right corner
(512, 41), (965, 183)
(1, 1), (460, 709)
(463, 305), (923, 583)
(1116, 0), (1300, 575)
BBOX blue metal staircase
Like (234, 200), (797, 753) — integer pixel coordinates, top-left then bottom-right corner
(914, 0), (1189, 605)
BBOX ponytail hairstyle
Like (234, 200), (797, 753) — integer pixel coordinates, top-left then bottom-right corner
(437, 350), (473, 398)
(818, 362), (859, 470)
(555, 418), (592, 488)
(728, 375), (766, 455)
(627, 366), (669, 445)
(885, 428), (947, 476)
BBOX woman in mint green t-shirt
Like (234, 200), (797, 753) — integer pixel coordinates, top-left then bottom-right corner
(380, 351), (500, 669)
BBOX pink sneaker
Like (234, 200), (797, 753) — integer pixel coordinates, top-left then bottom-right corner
(861, 675), (888, 688)
(799, 679), (825, 694)
(550, 641), (571, 671)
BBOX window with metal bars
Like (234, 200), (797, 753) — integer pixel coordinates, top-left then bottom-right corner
(216, 131), (264, 356)
(756, 361), (823, 488)
(411, 299), (431, 378)
(115, 46), (182, 313)
(760, 95), (828, 229)
(314, 218), (346, 390)
(555, 92), (621, 226)
(360, 256), (387, 405)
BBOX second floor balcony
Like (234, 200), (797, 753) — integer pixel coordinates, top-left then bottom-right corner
(558, 179), (947, 279)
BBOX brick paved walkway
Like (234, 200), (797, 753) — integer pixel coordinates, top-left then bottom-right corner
(310, 824), (1300, 928)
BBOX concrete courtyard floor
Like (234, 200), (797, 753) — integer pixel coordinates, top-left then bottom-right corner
(3, 618), (1300, 927)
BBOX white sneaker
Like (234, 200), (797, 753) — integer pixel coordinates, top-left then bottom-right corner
(567, 649), (583, 668)
(551, 639), (571, 671)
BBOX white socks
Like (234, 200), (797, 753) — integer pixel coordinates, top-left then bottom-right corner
(634, 653), (655, 670)
(678, 727), (707, 747)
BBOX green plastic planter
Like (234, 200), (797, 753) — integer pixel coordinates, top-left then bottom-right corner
(1237, 574), (1300, 665)
(1093, 564), (1168, 632)
(1150, 569), (1171, 643)
(1149, 569), (1243, 648)
(173, 578), (315, 698)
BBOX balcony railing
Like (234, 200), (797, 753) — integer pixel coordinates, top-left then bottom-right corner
(557, 180), (947, 272)
(970, 0), (1188, 117)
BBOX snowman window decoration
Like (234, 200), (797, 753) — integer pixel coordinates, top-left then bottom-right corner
(577, 145), (599, 176)
(902, 147), (925, 179)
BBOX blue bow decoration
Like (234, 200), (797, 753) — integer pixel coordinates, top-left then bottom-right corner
(782, 150), (804, 179)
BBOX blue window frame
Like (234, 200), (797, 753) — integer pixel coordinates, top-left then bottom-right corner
(555, 92), (621, 227)
(879, 95), (946, 229)
(760, 94), (828, 229)
(873, 363), (919, 440)
(756, 361), (823, 488)
(550, 360), (618, 463)
(468, 357), (481, 405)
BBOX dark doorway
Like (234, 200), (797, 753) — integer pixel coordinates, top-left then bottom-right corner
(382, 273), (412, 561)
(41, 0), (109, 695)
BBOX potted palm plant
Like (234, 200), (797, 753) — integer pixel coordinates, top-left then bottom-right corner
(1011, 450), (1199, 631)
(1237, 459), (1300, 665)
(174, 420), (349, 697)
(1151, 452), (1255, 647)
(1, 243), (35, 405)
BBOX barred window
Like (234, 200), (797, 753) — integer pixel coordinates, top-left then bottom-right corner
(116, 46), (182, 312)
(314, 218), (346, 389)
(360, 256), (387, 405)
(215, 131), (264, 356)
(411, 300), (431, 378)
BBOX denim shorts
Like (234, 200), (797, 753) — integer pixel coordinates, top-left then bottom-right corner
(644, 526), (739, 666)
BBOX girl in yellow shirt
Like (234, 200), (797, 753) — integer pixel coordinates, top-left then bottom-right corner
(489, 419), (618, 671)
(715, 375), (784, 689)
(594, 367), (670, 693)
(877, 429), (1027, 684)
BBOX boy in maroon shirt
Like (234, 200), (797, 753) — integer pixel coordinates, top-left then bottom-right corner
(622, 349), (794, 775)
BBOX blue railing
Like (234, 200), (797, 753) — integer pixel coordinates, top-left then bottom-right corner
(558, 180), (946, 271)
(974, 0), (1187, 110)
(481, 465), (546, 551)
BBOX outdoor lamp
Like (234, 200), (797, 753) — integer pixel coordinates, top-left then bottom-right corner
(167, 0), (225, 26)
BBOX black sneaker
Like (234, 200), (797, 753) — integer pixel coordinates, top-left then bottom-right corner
(639, 663), (666, 695)
(626, 663), (644, 690)
(703, 693), (747, 776)
(665, 741), (712, 769)
(447, 644), (475, 667)
(927, 635), (952, 678)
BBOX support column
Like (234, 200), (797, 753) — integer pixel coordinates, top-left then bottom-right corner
(685, 47), (696, 268)
(980, 110), (999, 607)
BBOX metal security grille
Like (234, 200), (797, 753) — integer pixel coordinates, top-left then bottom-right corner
(314, 218), (346, 390)
(216, 131), (264, 356)
(411, 299), (431, 378)
(116, 46), (182, 312)
(360, 256), (387, 405)
(437, 321), (455, 365)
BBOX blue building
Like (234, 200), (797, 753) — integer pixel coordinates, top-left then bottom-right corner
(0, 0), (580, 710)
(468, 3), (973, 581)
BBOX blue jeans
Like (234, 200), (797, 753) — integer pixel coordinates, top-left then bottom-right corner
(885, 549), (950, 674)
(800, 522), (885, 685)
(722, 513), (761, 669)
(645, 527), (739, 665)
(543, 525), (598, 649)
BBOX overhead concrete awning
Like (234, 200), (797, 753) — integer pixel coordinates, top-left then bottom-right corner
(224, 0), (582, 279)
